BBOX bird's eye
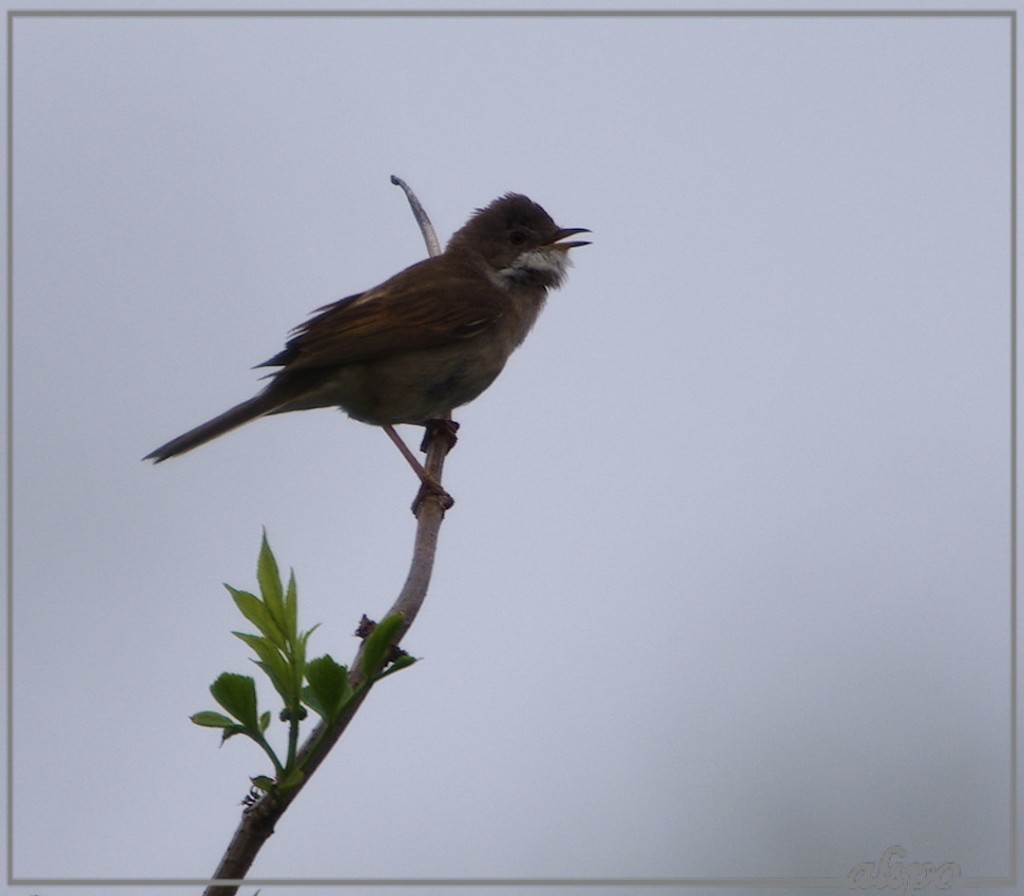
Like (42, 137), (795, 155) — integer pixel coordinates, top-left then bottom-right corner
(509, 230), (527, 245)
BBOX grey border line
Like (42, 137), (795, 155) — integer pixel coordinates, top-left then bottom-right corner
(1012, 10), (1020, 896)
(4, 6), (11, 894)
(6, 880), (850, 889)
(4, 6), (1016, 889)
(2, 6), (1019, 14)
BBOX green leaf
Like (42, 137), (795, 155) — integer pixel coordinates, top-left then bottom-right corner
(223, 585), (258, 609)
(232, 630), (280, 662)
(233, 632), (293, 700)
(292, 632), (307, 690)
(227, 585), (287, 649)
(304, 654), (351, 722)
(250, 660), (284, 699)
(376, 653), (417, 679)
(278, 766), (305, 793)
(285, 571), (298, 640)
(361, 612), (405, 678)
(220, 723), (249, 744)
(298, 624), (320, 655)
(210, 672), (259, 730)
(300, 687), (323, 720)
(257, 531), (288, 636)
(289, 623), (319, 695)
(259, 711), (272, 733)
(251, 775), (275, 793)
(191, 711), (235, 728)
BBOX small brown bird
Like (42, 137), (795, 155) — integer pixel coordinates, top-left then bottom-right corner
(145, 193), (589, 500)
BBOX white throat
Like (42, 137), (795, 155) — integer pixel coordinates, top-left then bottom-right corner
(491, 247), (572, 290)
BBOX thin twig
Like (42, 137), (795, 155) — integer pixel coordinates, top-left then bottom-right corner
(201, 180), (450, 895)
(390, 174), (441, 257)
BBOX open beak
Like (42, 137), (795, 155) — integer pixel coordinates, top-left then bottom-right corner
(546, 227), (592, 251)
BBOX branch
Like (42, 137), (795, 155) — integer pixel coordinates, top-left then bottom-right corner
(201, 180), (449, 895)
(390, 174), (441, 257)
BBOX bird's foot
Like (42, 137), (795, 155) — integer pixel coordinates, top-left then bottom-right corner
(411, 475), (455, 516)
(420, 418), (460, 454)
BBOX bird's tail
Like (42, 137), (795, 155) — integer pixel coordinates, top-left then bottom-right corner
(144, 392), (285, 463)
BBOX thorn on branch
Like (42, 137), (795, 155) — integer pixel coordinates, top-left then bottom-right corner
(241, 786), (263, 813)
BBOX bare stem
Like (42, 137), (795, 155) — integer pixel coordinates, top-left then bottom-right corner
(390, 174), (441, 256)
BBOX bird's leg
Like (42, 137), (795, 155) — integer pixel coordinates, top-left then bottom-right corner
(382, 424), (454, 512)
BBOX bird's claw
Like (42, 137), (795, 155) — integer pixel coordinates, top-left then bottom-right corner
(411, 478), (455, 516)
(420, 418), (460, 454)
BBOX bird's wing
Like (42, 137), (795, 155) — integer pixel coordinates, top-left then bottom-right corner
(259, 258), (505, 371)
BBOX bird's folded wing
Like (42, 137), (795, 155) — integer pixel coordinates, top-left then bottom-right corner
(259, 263), (504, 370)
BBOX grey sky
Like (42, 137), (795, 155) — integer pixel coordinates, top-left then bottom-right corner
(5, 3), (1016, 894)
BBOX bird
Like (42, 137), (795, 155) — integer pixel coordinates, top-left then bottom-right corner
(145, 192), (589, 506)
